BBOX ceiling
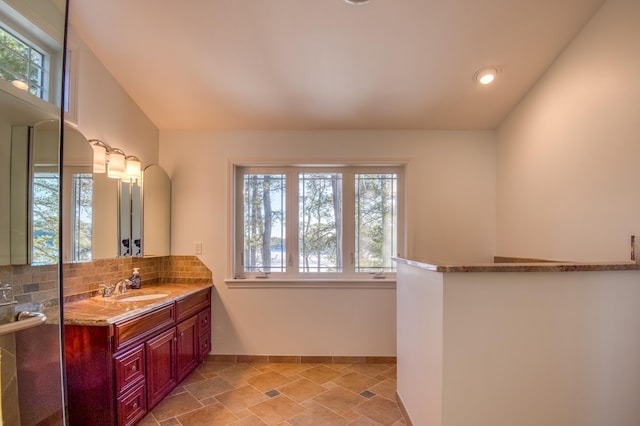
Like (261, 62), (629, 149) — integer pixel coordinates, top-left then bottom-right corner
(68, 0), (605, 131)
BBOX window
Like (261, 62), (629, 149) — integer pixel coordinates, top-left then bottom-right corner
(0, 24), (47, 100)
(235, 165), (403, 279)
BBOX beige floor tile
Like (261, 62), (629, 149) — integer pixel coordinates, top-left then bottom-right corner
(347, 364), (395, 378)
(348, 416), (384, 425)
(137, 414), (160, 426)
(175, 401), (239, 425)
(313, 387), (364, 415)
(151, 391), (202, 421)
(279, 378), (327, 402)
(196, 362), (233, 377)
(298, 365), (344, 384)
(145, 363), (407, 426)
(216, 385), (269, 413)
(332, 372), (381, 394)
(217, 363), (263, 382)
(263, 363), (315, 377)
(228, 414), (269, 425)
(369, 379), (397, 400)
(179, 369), (207, 386)
(380, 366), (397, 380)
(353, 396), (403, 426)
(248, 395), (305, 424)
(287, 402), (348, 426)
(244, 370), (292, 392)
(185, 376), (236, 400)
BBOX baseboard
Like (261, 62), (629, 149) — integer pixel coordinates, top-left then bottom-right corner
(396, 391), (414, 426)
(206, 354), (396, 364)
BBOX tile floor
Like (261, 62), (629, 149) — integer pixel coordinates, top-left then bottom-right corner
(138, 361), (407, 425)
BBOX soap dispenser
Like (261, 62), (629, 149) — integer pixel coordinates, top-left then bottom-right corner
(130, 268), (142, 289)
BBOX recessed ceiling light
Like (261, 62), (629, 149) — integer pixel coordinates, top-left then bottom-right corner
(474, 67), (499, 85)
(344, 0), (371, 5)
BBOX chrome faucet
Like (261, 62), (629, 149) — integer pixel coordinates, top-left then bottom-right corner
(113, 279), (131, 296)
(99, 284), (112, 297)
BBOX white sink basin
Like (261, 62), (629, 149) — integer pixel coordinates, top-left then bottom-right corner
(114, 293), (170, 302)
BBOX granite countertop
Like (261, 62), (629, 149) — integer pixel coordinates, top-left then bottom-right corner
(393, 257), (640, 273)
(63, 283), (213, 326)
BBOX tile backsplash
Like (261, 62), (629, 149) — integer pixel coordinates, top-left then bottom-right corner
(0, 256), (212, 306)
(62, 255), (212, 301)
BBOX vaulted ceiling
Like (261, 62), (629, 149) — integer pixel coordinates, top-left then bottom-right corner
(69, 0), (605, 130)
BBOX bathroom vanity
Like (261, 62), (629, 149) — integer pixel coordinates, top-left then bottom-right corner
(64, 284), (212, 426)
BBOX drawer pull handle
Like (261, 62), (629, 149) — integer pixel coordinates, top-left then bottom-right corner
(132, 402), (138, 409)
(131, 365), (137, 372)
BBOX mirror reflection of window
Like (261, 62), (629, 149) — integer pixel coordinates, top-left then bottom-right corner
(31, 170), (58, 265)
(71, 172), (92, 262)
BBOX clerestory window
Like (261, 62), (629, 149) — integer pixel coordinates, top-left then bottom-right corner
(0, 24), (47, 100)
(234, 165), (403, 279)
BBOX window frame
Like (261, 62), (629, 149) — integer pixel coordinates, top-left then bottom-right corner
(0, 2), (64, 106)
(232, 162), (405, 281)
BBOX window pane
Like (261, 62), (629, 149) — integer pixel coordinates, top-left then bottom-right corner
(355, 173), (397, 273)
(0, 25), (46, 100)
(72, 173), (93, 262)
(299, 172), (342, 273)
(243, 173), (286, 273)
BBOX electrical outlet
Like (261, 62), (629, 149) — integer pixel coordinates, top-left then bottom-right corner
(194, 241), (202, 254)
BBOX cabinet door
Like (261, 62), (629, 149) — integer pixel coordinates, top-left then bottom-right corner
(146, 328), (177, 409)
(176, 316), (199, 382)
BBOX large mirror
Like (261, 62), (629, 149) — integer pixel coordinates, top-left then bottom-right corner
(62, 125), (120, 262)
(1, 106), (60, 266)
(1, 0), (65, 266)
(143, 164), (171, 257)
(61, 125), (139, 261)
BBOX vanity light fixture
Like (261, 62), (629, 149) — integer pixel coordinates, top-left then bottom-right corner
(88, 139), (109, 173)
(107, 148), (126, 179)
(344, 0), (371, 4)
(474, 66), (499, 85)
(125, 156), (142, 182)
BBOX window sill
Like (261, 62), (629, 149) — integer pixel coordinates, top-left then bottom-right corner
(224, 277), (396, 289)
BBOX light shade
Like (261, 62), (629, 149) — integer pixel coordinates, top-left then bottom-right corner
(12, 79), (29, 91)
(107, 148), (126, 179)
(125, 156), (142, 182)
(89, 140), (109, 173)
(474, 67), (499, 85)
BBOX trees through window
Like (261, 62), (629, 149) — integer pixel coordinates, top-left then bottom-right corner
(236, 165), (403, 278)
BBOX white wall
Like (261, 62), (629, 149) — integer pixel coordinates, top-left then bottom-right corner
(496, 0), (640, 262)
(68, 28), (159, 168)
(398, 262), (640, 426)
(160, 130), (496, 355)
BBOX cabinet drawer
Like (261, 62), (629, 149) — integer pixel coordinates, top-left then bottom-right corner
(198, 308), (211, 332)
(117, 382), (146, 426)
(176, 289), (211, 321)
(114, 344), (145, 396)
(115, 304), (175, 351)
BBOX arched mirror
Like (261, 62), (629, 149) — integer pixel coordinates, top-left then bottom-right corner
(62, 125), (117, 261)
(143, 164), (171, 257)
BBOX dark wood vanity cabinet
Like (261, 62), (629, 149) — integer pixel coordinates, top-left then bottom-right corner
(65, 288), (212, 426)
